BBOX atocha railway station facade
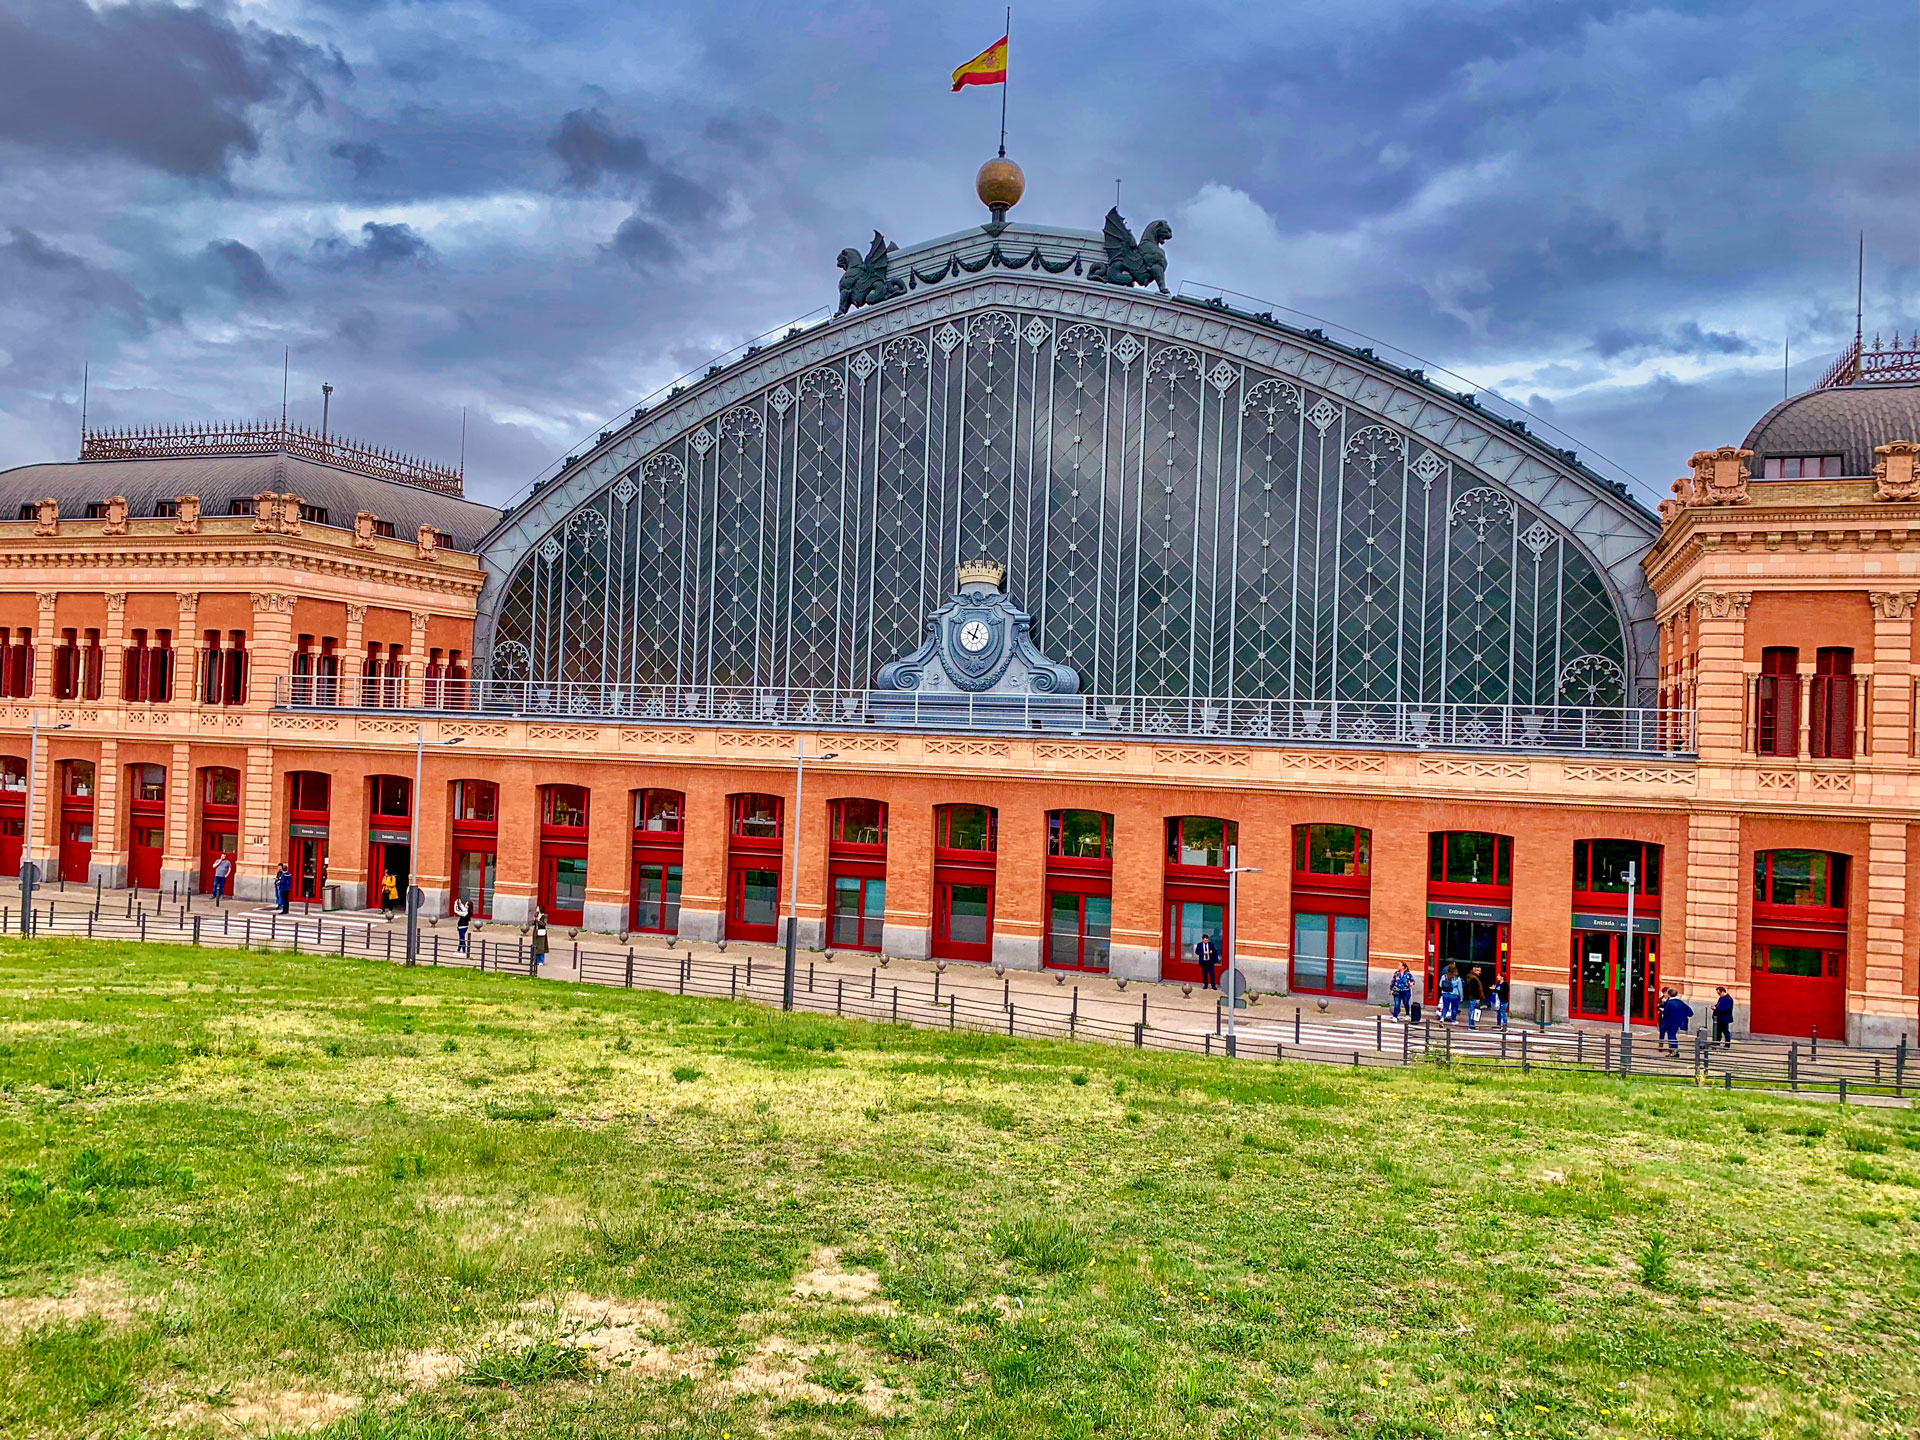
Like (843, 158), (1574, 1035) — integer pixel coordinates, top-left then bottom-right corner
(3, 173), (1918, 1043)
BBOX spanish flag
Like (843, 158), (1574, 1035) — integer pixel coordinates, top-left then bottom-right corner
(951, 35), (1008, 91)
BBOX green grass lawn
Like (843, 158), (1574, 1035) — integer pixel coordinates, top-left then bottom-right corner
(1, 941), (1918, 1439)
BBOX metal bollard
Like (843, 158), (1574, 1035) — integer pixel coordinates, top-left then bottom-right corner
(870, 967), (876, 1000)
(835, 978), (843, 1016)
(892, 986), (899, 1024)
(1789, 1043), (1798, 1091)
(1133, 1022), (1143, 1049)
(808, 961), (814, 994)
(1003, 977), (1010, 1010)
(1295, 1007), (1301, 1043)
(949, 996), (956, 1030)
(1141, 992), (1148, 1028)
(1521, 1031), (1529, 1074)
(625, 950), (634, 988)
(1007, 1002), (1014, 1037)
(746, 957), (753, 988)
(1402, 1022), (1410, 1063)
(1226, 1033), (1236, 1058)
(139, 910), (146, 941)
(1376, 1015), (1383, 1052)
(1206, 1034), (1212, 1056)
(730, 966), (737, 999)
(1810, 1026), (1818, 1060)
(192, 915), (201, 947)
(1838, 1077), (1847, 1106)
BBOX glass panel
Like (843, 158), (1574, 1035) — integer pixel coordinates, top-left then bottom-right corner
(739, 869), (779, 927)
(862, 878), (885, 919)
(1581, 839), (1652, 893)
(637, 862), (670, 931)
(943, 806), (995, 852)
(1179, 902), (1224, 968)
(1765, 851), (1828, 907)
(1050, 810), (1111, 858)
(1082, 895), (1110, 970)
(1577, 935), (1612, 1015)
(945, 884), (990, 945)
(639, 790), (682, 831)
(733, 795), (781, 838)
(456, 782), (497, 822)
(831, 875), (863, 947)
(1299, 825), (1369, 876)
(1292, 913), (1331, 991)
(457, 850), (497, 918)
(1762, 945), (1826, 977)
(1441, 832), (1503, 885)
(552, 856), (587, 909)
(135, 766), (165, 801)
(547, 787), (588, 828)
(835, 799), (885, 845)
(1047, 891), (1081, 968)
(1175, 817), (1230, 867)
(1331, 915), (1369, 993)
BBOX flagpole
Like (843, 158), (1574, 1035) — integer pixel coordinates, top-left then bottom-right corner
(998, 7), (1010, 157)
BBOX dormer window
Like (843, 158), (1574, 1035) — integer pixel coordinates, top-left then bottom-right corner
(153, 500), (179, 518)
(228, 498), (255, 516)
(83, 502), (112, 519)
(1761, 455), (1843, 479)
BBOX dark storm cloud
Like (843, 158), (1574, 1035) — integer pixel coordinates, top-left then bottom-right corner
(0, 1), (1913, 505)
(205, 240), (285, 303)
(1, 227), (156, 333)
(313, 222), (434, 272)
(331, 141), (387, 178)
(550, 108), (719, 223)
(0, 0), (344, 178)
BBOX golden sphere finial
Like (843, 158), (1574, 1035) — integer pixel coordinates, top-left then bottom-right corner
(976, 157), (1025, 225)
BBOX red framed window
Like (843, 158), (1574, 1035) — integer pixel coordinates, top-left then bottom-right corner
(631, 788), (685, 935)
(539, 784), (590, 925)
(123, 628), (175, 703)
(828, 799), (887, 952)
(1572, 839), (1661, 902)
(1163, 816), (1237, 982)
(453, 779), (499, 919)
(0, 629), (32, 699)
(1755, 646), (1799, 757)
(1428, 831), (1511, 888)
(1754, 849), (1846, 911)
(933, 804), (997, 963)
(0, 755), (25, 877)
(1808, 647), (1854, 760)
(1292, 824), (1371, 996)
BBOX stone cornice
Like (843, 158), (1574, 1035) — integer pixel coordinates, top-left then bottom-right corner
(1645, 500), (1920, 595)
(0, 527), (484, 603)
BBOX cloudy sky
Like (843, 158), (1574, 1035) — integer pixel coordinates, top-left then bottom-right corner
(0, 0), (1913, 508)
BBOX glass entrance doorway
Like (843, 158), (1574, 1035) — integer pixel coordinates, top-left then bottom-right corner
(830, 874), (884, 951)
(1165, 899), (1225, 984)
(1570, 931), (1657, 1022)
(727, 865), (779, 941)
(369, 840), (410, 911)
(544, 854), (587, 926)
(1047, 891), (1111, 971)
(1425, 919), (1508, 1004)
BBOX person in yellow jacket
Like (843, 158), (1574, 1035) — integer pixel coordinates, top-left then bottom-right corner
(381, 870), (400, 916)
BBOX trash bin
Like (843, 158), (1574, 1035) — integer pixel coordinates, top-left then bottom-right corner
(324, 884), (343, 912)
(1533, 987), (1554, 1026)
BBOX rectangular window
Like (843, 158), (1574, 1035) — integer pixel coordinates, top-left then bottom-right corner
(1755, 849), (1846, 908)
(1574, 839), (1660, 895)
(549, 855), (588, 914)
(636, 789), (683, 832)
(1167, 816), (1237, 867)
(1761, 455), (1845, 479)
(133, 765), (164, 802)
(454, 781), (497, 822)
(372, 776), (410, 818)
(832, 798), (885, 846)
(730, 793), (780, 838)
(1294, 824), (1370, 876)
(1756, 646), (1799, 757)
(736, 868), (779, 928)
(298, 504), (329, 525)
(288, 772), (330, 813)
(939, 804), (997, 852)
(1758, 945), (1828, 977)
(153, 500), (179, 519)
(545, 786), (588, 828)
(635, 862), (682, 932)
(228, 498), (256, 516)
(1809, 647), (1854, 760)
(456, 849), (497, 918)
(1428, 832), (1512, 886)
(942, 883), (991, 945)
(1047, 809), (1111, 859)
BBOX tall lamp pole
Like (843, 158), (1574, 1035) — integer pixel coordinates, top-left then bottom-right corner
(405, 728), (464, 966)
(783, 743), (838, 1010)
(1621, 860), (1637, 1038)
(1223, 843), (1262, 1052)
(20, 712), (70, 933)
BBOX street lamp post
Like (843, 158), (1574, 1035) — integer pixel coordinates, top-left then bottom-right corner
(1223, 843), (1262, 1053)
(783, 743), (838, 1010)
(20, 712), (70, 934)
(1621, 859), (1637, 1042)
(405, 728), (464, 966)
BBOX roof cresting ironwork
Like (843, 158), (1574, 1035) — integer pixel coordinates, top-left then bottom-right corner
(1815, 333), (1920, 392)
(79, 418), (464, 497)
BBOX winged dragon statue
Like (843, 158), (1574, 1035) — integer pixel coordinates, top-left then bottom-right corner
(835, 231), (906, 315)
(1088, 208), (1173, 293)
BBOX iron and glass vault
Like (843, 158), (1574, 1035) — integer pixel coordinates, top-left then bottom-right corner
(476, 221), (1663, 744)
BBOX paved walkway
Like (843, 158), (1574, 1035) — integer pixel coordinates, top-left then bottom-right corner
(11, 881), (1912, 1099)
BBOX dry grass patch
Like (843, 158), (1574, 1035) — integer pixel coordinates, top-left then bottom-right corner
(0, 1274), (156, 1338)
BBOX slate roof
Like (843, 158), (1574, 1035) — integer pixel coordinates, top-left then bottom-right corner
(0, 452), (501, 550)
(1741, 383), (1920, 478)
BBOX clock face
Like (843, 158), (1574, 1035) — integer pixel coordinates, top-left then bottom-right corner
(958, 619), (991, 653)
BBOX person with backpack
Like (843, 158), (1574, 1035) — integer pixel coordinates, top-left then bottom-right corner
(1389, 962), (1415, 1021)
(453, 895), (472, 955)
(1711, 986), (1734, 1049)
(1439, 965), (1463, 1024)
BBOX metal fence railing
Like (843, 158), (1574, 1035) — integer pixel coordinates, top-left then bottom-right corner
(275, 674), (1696, 757)
(8, 885), (1904, 1100)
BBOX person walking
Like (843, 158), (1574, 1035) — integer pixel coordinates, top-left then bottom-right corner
(211, 853), (231, 904)
(1194, 933), (1219, 990)
(529, 907), (549, 971)
(380, 870), (400, 917)
(273, 863), (292, 914)
(1463, 967), (1486, 1030)
(1711, 985), (1734, 1049)
(453, 895), (472, 955)
(1440, 965), (1463, 1024)
(1658, 987), (1694, 1057)
(1389, 961), (1415, 1021)
(1492, 975), (1511, 1029)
